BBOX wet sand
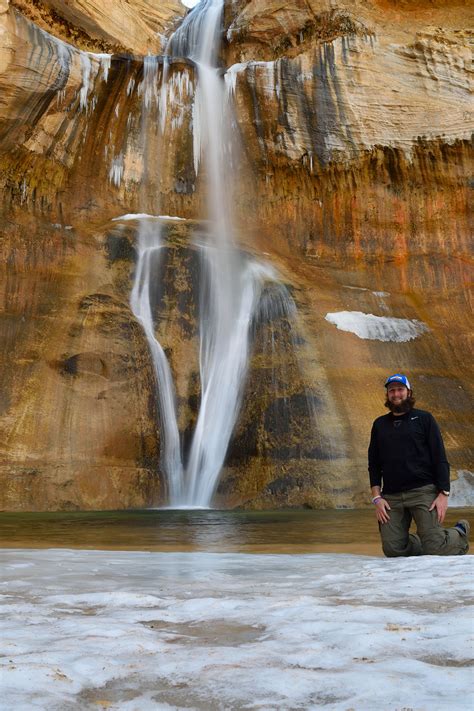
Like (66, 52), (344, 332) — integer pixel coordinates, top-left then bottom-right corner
(0, 508), (471, 555)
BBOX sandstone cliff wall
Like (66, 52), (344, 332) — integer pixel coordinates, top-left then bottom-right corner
(0, 0), (472, 510)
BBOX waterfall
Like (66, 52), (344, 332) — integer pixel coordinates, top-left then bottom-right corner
(167, 0), (255, 506)
(130, 57), (185, 504)
(130, 219), (185, 504)
(131, 0), (302, 507)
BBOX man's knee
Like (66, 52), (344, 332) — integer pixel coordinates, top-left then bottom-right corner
(382, 540), (410, 558)
(381, 531), (422, 558)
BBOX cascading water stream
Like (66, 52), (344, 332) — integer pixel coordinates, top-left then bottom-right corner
(168, 0), (266, 507)
(130, 220), (185, 504)
(130, 57), (185, 504)
(131, 0), (302, 508)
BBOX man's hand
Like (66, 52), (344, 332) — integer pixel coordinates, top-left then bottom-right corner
(429, 493), (448, 523)
(375, 498), (391, 524)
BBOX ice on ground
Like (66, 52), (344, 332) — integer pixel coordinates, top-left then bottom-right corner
(325, 311), (429, 342)
(0, 550), (472, 711)
(451, 470), (474, 507)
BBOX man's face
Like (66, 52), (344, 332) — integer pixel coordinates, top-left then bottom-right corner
(386, 384), (410, 413)
(387, 384), (408, 404)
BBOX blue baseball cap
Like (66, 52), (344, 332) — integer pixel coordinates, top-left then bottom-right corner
(385, 373), (411, 389)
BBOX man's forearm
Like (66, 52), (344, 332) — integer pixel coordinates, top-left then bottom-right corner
(371, 485), (382, 500)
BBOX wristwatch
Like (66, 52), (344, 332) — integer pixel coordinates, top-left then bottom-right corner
(440, 490), (450, 496)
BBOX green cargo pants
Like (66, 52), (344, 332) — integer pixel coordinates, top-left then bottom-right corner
(379, 484), (469, 557)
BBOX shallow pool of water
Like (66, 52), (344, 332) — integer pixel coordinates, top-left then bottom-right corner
(1, 508), (471, 555)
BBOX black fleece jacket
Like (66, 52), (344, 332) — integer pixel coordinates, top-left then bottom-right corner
(368, 408), (450, 494)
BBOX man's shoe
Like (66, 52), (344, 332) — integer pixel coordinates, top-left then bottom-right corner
(454, 519), (470, 537)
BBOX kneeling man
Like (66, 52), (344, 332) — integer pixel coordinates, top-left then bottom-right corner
(368, 373), (469, 557)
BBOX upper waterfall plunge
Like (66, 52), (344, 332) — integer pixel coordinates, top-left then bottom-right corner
(127, 0), (315, 508)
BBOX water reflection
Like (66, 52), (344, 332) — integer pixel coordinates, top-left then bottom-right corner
(1, 508), (472, 555)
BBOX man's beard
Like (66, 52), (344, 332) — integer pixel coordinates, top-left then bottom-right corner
(384, 398), (412, 414)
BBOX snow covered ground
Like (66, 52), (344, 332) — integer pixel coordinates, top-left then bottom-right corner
(1, 550), (472, 710)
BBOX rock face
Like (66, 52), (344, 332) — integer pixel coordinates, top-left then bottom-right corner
(10, 0), (185, 53)
(0, 0), (472, 510)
